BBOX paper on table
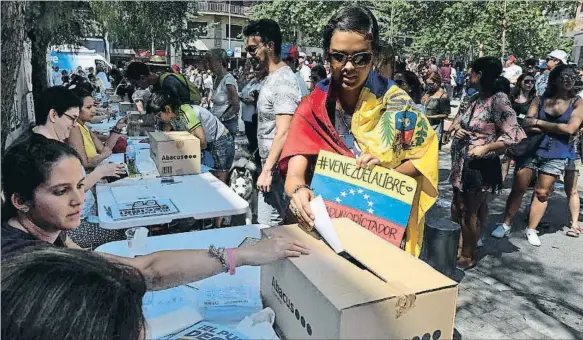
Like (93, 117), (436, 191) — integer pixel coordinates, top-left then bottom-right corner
(111, 185), (156, 203)
(309, 195), (344, 253)
(105, 153), (125, 164)
(146, 307), (203, 340)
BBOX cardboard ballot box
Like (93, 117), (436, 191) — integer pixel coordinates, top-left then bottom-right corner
(261, 218), (458, 340)
(149, 131), (201, 176)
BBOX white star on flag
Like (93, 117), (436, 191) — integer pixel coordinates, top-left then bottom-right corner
(335, 197), (342, 203)
(363, 194), (370, 200)
(358, 189), (364, 194)
(349, 189), (355, 195)
(368, 208), (374, 214)
(341, 191), (347, 197)
(368, 201), (374, 207)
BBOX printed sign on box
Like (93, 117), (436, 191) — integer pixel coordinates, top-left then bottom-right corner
(310, 150), (417, 247)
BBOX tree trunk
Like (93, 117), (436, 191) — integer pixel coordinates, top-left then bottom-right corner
(28, 29), (50, 114)
(1, 1), (28, 155)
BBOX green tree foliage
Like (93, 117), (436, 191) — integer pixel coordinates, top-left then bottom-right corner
(92, 1), (199, 50)
(251, 0), (578, 60)
(409, 0), (577, 59)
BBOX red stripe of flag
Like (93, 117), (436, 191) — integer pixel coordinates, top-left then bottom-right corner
(323, 200), (406, 247)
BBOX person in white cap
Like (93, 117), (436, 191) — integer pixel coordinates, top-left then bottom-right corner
(298, 51), (312, 90)
(534, 49), (568, 96)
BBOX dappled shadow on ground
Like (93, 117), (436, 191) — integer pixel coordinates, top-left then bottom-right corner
(435, 150), (583, 335)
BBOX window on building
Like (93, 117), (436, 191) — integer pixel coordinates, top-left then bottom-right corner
(226, 24), (243, 40)
(188, 21), (209, 37)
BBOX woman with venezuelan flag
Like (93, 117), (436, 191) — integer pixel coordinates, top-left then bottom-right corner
(279, 6), (438, 257)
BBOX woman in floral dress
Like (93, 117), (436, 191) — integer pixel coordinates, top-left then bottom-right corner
(447, 57), (525, 269)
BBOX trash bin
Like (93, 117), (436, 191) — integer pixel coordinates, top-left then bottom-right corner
(420, 217), (460, 279)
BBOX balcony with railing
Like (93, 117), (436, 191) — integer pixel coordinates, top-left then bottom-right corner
(196, 1), (251, 17)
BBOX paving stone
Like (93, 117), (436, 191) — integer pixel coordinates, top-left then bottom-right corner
(455, 308), (474, 320)
(521, 327), (547, 339)
(470, 324), (509, 340)
(506, 317), (531, 332)
(494, 320), (522, 335)
(509, 330), (532, 339)
(476, 274), (499, 286)
(492, 282), (513, 292)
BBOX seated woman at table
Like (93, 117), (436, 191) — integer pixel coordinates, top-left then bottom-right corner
(1, 139), (308, 299)
(68, 85), (128, 169)
(279, 6), (439, 257)
(9, 86), (128, 249)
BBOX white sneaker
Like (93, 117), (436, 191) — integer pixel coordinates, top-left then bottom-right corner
(492, 223), (511, 238)
(525, 229), (541, 246)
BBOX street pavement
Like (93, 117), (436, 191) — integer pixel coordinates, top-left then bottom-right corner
(431, 147), (583, 339)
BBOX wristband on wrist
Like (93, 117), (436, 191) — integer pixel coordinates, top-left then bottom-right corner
(110, 127), (122, 134)
(293, 184), (312, 195)
(227, 248), (236, 275)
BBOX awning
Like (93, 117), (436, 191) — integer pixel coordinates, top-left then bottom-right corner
(183, 40), (209, 52)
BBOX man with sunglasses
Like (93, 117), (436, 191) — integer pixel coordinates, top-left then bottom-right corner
(535, 49), (568, 96)
(243, 19), (302, 227)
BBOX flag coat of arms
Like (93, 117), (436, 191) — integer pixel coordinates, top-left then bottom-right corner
(310, 150), (418, 247)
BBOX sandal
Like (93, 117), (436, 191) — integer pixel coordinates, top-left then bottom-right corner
(566, 229), (580, 238)
(456, 257), (476, 270)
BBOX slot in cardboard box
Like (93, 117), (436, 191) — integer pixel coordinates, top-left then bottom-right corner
(261, 218), (458, 340)
(149, 131), (201, 176)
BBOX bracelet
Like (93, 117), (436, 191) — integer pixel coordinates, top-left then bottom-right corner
(208, 245), (228, 273)
(293, 184), (312, 195)
(535, 119), (539, 127)
(110, 127), (122, 134)
(227, 248), (236, 275)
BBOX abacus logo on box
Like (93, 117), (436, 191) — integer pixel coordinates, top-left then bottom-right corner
(271, 277), (313, 336)
(161, 154), (198, 161)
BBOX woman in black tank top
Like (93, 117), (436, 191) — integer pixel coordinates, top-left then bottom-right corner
(510, 74), (536, 123)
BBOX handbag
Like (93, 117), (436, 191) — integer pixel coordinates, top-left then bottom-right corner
(506, 133), (544, 159)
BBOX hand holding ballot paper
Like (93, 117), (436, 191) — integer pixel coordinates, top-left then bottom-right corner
(291, 150), (418, 248)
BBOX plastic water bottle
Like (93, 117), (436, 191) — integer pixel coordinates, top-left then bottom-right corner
(126, 140), (136, 176)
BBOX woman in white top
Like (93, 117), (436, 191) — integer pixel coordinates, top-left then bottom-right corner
(205, 49), (241, 137)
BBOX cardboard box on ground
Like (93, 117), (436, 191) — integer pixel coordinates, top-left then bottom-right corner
(261, 218), (458, 340)
(149, 131), (201, 176)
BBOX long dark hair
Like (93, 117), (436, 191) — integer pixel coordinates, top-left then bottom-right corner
(322, 6), (380, 123)
(2, 135), (82, 221)
(510, 73), (536, 103)
(471, 56), (506, 96)
(1, 247), (147, 340)
(543, 64), (577, 99)
(146, 91), (180, 115)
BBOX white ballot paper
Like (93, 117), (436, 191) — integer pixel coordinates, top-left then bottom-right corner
(309, 195), (344, 253)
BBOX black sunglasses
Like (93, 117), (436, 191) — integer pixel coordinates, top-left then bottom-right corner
(329, 51), (372, 67)
(546, 57), (559, 63)
(245, 43), (264, 55)
(523, 79), (534, 84)
(560, 74), (578, 82)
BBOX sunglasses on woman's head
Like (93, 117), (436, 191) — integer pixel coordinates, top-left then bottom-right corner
(329, 51), (372, 67)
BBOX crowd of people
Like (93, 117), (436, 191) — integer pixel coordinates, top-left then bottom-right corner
(2, 4), (583, 339)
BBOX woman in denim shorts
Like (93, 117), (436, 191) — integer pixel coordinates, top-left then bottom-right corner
(496, 65), (583, 245)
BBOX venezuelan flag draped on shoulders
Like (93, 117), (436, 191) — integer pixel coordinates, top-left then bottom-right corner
(280, 70), (438, 257)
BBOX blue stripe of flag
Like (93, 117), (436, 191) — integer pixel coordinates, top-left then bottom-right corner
(311, 174), (412, 227)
